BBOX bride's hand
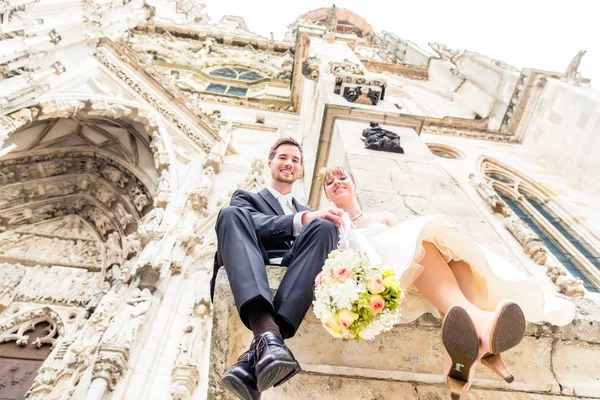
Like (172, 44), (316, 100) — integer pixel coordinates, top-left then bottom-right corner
(302, 207), (344, 227)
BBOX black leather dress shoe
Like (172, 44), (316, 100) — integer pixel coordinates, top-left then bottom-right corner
(253, 331), (302, 392)
(221, 348), (260, 400)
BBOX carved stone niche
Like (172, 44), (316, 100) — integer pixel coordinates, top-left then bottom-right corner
(361, 122), (404, 154)
(334, 75), (386, 106)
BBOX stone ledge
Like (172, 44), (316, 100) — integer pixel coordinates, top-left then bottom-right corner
(208, 267), (600, 399)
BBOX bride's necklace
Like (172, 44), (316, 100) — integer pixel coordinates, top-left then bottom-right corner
(351, 211), (364, 221)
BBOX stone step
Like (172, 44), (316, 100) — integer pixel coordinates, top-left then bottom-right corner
(209, 268), (600, 400)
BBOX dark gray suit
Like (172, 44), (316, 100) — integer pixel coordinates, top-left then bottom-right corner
(211, 188), (339, 337)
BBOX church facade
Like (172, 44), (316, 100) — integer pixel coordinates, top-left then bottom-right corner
(1, 1), (599, 399)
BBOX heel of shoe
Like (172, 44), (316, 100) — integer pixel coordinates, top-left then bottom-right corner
(446, 376), (468, 400)
(482, 353), (514, 383)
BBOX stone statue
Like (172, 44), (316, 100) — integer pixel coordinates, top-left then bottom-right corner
(39, 100), (85, 119)
(105, 232), (122, 267)
(325, 4), (338, 31)
(154, 170), (171, 208)
(361, 122), (404, 153)
(563, 50), (586, 80)
(301, 56), (320, 82)
(123, 233), (142, 259)
(150, 132), (169, 170)
(468, 173), (507, 215)
(0, 263), (25, 311)
(130, 186), (151, 212)
(137, 207), (165, 242)
(555, 275), (585, 297)
(102, 288), (152, 348)
(89, 100), (132, 119)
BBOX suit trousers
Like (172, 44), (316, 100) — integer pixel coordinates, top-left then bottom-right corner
(215, 206), (339, 337)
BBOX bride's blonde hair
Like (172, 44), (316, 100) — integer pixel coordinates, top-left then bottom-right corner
(317, 166), (356, 192)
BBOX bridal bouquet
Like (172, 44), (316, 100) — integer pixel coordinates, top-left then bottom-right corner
(313, 248), (405, 340)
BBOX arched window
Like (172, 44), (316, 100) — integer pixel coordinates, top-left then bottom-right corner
(209, 68), (264, 82)
(483, 161), (600, 293)
(205, 67), (264, 97)
(426, 143), (463, 160)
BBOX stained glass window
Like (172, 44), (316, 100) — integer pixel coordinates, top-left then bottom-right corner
(210, 68), (237, 79)
(206, 84), (227, 93)
(205, 67), (264, 97)
(227, 87), (248, 96)
(209, 68), (263, 82)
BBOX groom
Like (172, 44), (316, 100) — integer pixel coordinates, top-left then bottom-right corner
(212, 138), (342, 400)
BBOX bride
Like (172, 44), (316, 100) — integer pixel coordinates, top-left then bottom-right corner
(318, 166), (575, 399)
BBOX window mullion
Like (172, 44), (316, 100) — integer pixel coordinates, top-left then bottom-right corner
(520, 199), (600, 288)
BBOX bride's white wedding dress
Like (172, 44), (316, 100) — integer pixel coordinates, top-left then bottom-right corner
(344, 214), (576, 326)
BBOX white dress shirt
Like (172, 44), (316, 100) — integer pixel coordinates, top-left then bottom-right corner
(266, 187), (306, 237)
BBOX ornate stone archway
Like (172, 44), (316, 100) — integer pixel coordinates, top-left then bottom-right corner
(0, 97), (177, 399)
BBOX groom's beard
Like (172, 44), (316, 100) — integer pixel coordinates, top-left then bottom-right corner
(271, 170), (297, 184)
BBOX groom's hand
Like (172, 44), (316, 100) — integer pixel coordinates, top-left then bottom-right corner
(301, 207), (344, 227)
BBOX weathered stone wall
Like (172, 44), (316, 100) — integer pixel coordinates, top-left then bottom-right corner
(329, 120), (516, 262)
(522, 79), (600, 199)
(210, 268), (600, 400)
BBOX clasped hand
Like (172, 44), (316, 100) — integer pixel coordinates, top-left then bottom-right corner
(301, 207), (344, 227)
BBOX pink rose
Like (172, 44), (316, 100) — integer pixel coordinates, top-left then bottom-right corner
(342, 329), (355, 340)
(323, 313), (341, 330)
(314, 272), (324, 287)
(333, 265), (352, 282)
(367, 276), (385, 294)
(368, 294), (385, 314)
(338, 308), (359, 329)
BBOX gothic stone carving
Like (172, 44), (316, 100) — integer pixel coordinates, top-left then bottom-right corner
(154, 169), (171, 208)
(0, 263), (25, 311)
(170, 297), (211, 399)
(94, 49), (212, 153)
(301, 56), (321, 81)
(563, 50), (586, 81)
(105, 232), (123, 268)
(26, 289), (119, 398)
(137, 207), (165, 243)
(334, 75), (386, 106)
(123, 233), (142, 260)
(328, 59), (364, 76)
(0, 108), (40, 136)
(503, 212), (547, 265)
(0, 307), (64, 348)
(150, 132), (170, 171)
(88, 100), (132, 119)
(188, 166), (216, 215)
(92, 349), (128, 390)
(428, 42), (461, 62)
(130, 185), (151, 212)
(38, 100), (85, 120)
(101, 288), (152, 350)
(0, 231), (102, 269)
(14, 266), (103, 307)
(469, 174), (585, 297)
(361, 122), (404, 153)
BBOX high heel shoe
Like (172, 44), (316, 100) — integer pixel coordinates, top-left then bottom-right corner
(481, 300), (526, 383)
(442, 306), (480, 400)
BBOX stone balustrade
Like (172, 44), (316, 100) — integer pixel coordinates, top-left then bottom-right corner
(209, 267), (600, 399)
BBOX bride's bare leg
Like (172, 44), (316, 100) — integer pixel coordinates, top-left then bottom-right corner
(448, 260), (477, 303)
(414, 242), (489, 323)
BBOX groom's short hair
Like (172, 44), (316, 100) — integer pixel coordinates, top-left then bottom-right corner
(268, 137), (303, 162)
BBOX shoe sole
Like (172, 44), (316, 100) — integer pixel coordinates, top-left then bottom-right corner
(442, 306), (480, 396)
(221, 373), (259, 400)
(490, 301), (526, 354)
(257, 360), (301, 392)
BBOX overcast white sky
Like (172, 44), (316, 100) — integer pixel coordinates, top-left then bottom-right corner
(204, 0), (598, 85)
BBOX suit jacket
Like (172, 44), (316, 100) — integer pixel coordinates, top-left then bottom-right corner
(211, 188), (310, 298)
